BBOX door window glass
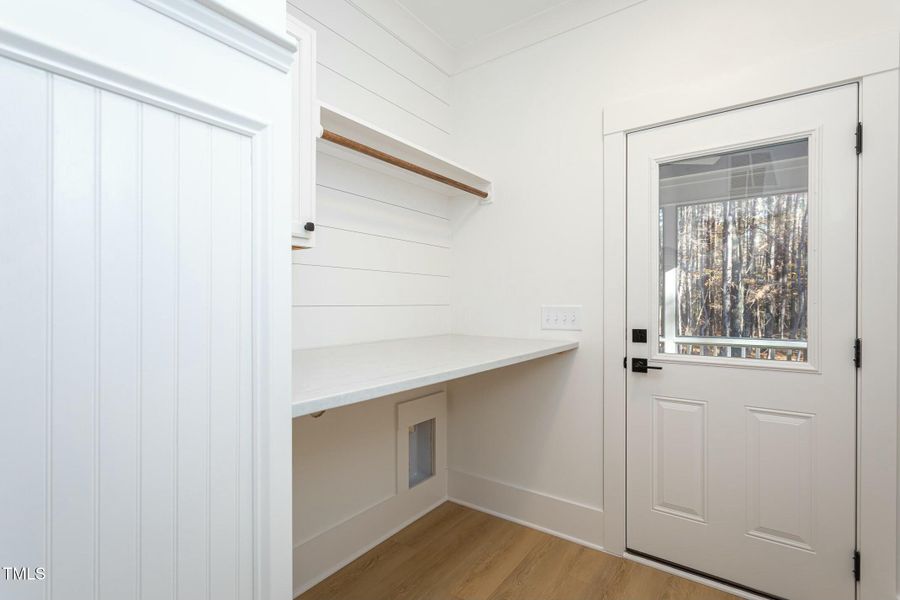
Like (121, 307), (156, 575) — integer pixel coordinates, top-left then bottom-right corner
(658, 139), (809, 362)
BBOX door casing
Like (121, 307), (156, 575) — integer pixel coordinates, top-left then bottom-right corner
(601, 32), (899, 600)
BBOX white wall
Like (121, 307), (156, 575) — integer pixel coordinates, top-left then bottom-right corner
(291, 385), (447, 593)
(287, 1), (453, 594)
(447, 0), (900, 550)
(287, 0), (899, 592)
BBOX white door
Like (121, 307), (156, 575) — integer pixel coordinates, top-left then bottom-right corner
(626, 85), (858, 600)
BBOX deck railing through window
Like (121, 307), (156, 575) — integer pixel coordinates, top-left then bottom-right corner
(659, 336), (807, 361)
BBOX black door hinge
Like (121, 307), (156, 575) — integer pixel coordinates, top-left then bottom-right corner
(854, 338), (862, 368)
(853, 550), (861, 582)
(855, 122), (863, 155)
(623, 356), (627, 369)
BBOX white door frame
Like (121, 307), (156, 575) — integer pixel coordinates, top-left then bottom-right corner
(602, 31), (899, 600)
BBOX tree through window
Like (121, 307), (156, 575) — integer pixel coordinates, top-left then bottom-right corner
(658, 139), (809, 362)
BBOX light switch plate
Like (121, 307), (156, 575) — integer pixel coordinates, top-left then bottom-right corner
(541, 305), (582, 331)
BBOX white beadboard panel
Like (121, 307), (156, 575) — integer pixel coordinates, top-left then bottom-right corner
(0, 58), (48, 600)
(176, 117), (213, 600)
(286, 0), (449, 103)
(237, 135), (255, 600)
(317, 188), (450, 247)
(318, 152), (451, 218)
(97, 90), (141, 600)
(0, 58), (256, 599)
(209, 127), (244, 600)
(139, 104), (179, 600)
(293, 264), (449, 306)
(0, 6), (282, 598)
(311, 20), (450, 132)
(50, 75), (98, 599)
(292, 305), (450, 349)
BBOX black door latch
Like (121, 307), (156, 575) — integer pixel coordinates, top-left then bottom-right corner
(632, 358), (663, 373)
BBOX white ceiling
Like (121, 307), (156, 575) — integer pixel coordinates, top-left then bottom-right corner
(395, 0), (574, 49)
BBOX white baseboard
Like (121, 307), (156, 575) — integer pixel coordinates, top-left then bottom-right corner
(446, 468), (605, 550)
(293, 475), (446, 597)
(293, 467), (819, 600)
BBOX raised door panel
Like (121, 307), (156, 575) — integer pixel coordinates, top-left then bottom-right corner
(652, 397), (707, 522)
(746, 408), (816, 551)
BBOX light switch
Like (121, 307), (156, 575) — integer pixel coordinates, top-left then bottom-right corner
(541, 305), (582, 331)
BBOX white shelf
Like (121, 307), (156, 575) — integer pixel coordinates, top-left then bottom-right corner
(292, 335), (578, 417)
(317, 103), (493, 200)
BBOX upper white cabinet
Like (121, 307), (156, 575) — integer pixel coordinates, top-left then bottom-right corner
(288, 14), (318, 248)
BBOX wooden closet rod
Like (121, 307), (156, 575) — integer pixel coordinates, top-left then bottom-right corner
(321, 129), (489, 199)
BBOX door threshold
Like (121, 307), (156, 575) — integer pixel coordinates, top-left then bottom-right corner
(623, 550), (783, 600)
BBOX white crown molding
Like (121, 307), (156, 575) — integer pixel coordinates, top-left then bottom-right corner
(452, 0), (646, 74)
(336, 0), (644, 76)
(135, 0), (297, 72)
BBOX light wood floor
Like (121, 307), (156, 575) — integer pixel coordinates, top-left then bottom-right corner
(299, 502), (739, 600)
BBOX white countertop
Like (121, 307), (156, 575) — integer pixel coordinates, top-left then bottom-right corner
(292, 334), (579, 417)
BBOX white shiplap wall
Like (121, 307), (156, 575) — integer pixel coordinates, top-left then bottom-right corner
(287, 1), (453, 595)
(292, 153), (451, 348)
(288, 0), (454, 351)
(287, 0), (452, 153)
(0, 58), (253, 600)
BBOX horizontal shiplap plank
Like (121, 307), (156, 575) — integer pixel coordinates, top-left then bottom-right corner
(346, 0), (454, 75)
(292, 305), (450, 349)
(287, 0), (449, 102)
(316, 65), (452, 149)
(312, 23), (450, 132)
(317, 187), (450, 247)
(317, 153), (451, 218)
(293, 264), (449, 306)
(293, 227), (450, 276)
